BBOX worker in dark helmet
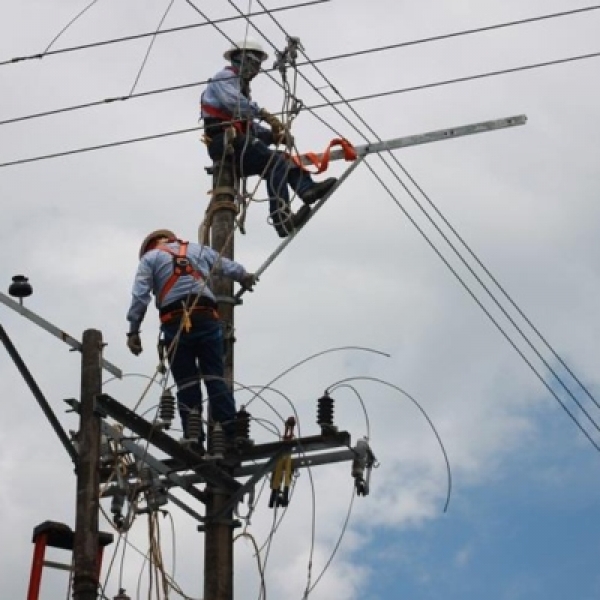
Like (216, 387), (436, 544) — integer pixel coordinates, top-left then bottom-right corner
(200, 38), (337, 238)
(126, 229), (256, 447)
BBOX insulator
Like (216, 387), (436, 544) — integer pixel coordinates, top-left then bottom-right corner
(114, 589), (131, 600)
(234, 406), (251, 440)
(147, 485), (168, 511)
(159, 390), (176, 428)
(317, 393), (335, 429)
(211, 422), (225, 456)
(139, 464), (152, 487)
(111, 490), (125, 517)
(187, 408), (202, 441)
(8, 274), (32, 298)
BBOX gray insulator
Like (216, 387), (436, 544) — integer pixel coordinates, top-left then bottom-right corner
(211, 422), (225, 456)
(187, 408), (202, 441)
(111, 491), (125, 517)
(139, 465), (152, 487)
(159, 390), (176, 428)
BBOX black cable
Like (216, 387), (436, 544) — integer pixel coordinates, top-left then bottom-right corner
(254, 1), (600, 450)
(128, 0), (176, 96)
(2, 46), (600, 169)
(4, 4), (600, 129)
(0, 0), (330, 67)
(0, 43), (598, 170)
(42, 0), (102, 54)
(302, 3), (600, 68)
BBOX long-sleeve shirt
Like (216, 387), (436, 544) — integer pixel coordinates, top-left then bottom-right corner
(200, 66), (271, 139)
(126, 240), (247, 331)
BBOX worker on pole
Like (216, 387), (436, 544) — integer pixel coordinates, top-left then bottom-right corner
(125, 229), (256, 448)
(200, 38), (337, 238)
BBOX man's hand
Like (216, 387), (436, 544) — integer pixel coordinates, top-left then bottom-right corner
(259, 108), (284, 130)
(241, 273), (258, 292)
(275, 128), (294, 148)
(127, 332), (143, 356)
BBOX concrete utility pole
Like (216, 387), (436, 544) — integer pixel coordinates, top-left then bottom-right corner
(204, 161), (238, 600)
(72, 329), (103, 600)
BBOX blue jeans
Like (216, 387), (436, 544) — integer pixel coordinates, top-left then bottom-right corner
(162, 317), (236, 442)
(208, 133), (315, 227)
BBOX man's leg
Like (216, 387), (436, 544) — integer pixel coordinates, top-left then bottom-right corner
(163, 328), (204, 441)
(193, 320), (236, 438)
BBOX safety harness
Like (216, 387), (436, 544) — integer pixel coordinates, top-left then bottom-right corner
(156, 242), (217, 330)
(201, 66), (248, 135)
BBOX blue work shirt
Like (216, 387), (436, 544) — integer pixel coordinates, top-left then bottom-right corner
(126, 240), (247, 331)
(200, 66), (271, 138)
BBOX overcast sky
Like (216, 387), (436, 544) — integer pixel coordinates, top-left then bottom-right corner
(2, 1), (600, 599)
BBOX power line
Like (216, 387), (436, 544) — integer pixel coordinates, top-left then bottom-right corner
(0, 0), (330, 67)
(249, 1), (600, 450)
(42, 0), (102, 54)
(307, 3), (600, 67)
(2, 47), (600, 168)
(4, 39), (600, 130)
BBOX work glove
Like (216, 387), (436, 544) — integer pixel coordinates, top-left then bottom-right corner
(241, 273), (258, 292)
(126, 332), (143, 356)
(275, 128), (294, 148)
(259, 108), (284, 131)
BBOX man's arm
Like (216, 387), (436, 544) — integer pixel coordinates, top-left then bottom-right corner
(126, 258), (153, 334)
(209, 70), (261, 119)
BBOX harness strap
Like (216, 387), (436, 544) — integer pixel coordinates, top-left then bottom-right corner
(290, 137), (357, 175)
(201, 104), (246, 134)
(157, 241), (203, 304)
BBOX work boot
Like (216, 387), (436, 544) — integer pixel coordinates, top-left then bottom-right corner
(300, 177), (337, 205)
(291, 204), (311, 229)
(273, 205), (311, 237)
(273, 206), (295, 238)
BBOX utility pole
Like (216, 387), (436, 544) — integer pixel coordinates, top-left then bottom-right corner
(204, 160), (238, 600)
(72, 329), (103, 600)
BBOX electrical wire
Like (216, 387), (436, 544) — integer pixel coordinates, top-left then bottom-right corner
(42, 0), (102, 55)
(252, 1), (600, 453)
(128, 0), (176, 96)
(0, 1), (330, 67)
(327, 376), (452, 512)
(1, 1), (596, 127)
(3, 47), (600, 169)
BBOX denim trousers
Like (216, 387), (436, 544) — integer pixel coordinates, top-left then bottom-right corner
(162, 317), (236, 441)
(208, 133), (314, 224)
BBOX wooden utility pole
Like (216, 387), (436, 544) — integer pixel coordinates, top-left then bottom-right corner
(204, 161), (238, 600)
(72, 329), (103, 600)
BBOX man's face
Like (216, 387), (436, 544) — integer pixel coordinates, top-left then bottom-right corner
(238, 51), (262, 80)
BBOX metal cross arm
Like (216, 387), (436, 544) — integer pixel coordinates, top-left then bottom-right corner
(297, 114), (527, 164)
(0, 291), (122, 379)
(94, 393), (241, 494)
(236, 114), (527, 300)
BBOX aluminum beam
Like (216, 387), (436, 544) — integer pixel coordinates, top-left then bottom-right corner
(0, 292), (122, 378)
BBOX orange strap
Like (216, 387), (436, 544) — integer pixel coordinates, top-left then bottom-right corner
(157, 241), (203, 303)
(201, 103), (246, 133)
(290, 137), (357, 175)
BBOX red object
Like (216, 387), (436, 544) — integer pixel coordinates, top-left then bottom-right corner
(290, 137), (358, 175)
(27, 521), (113, 600)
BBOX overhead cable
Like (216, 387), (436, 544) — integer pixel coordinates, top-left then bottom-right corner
(3, 45), (600, 130)
(0, 0), (330, 67)
(251, 1), (600, 451)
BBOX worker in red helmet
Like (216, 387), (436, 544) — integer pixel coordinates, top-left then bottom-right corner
(200, 38), (337, 238)
(126, 229), (256, 447)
